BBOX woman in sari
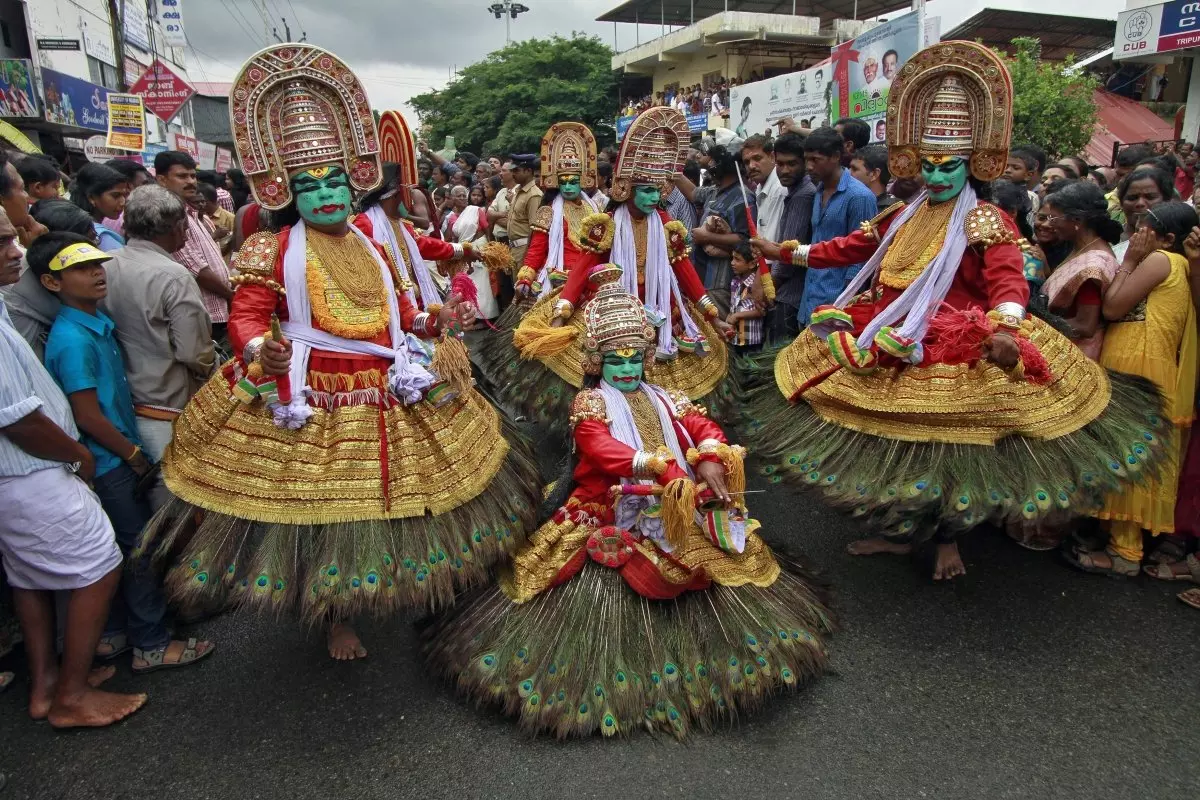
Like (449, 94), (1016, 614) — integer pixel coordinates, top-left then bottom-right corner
(1112, 167), (1173, 261)
(449, 184), (500, 322)
(1069, 202), (1199, 577)
(1038, 182), (1124, 360)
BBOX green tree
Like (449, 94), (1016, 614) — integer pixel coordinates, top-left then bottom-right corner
(1000, 37), (1098, 160)
(410, 34), (618, 155)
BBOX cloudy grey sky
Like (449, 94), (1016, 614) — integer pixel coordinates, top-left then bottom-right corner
(182, 0), (1127, 124)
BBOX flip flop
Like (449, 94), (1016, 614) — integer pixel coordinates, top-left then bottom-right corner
(1143, 554), (1200, 583)
(1178, 588), (1200, 609)
(1063, 546), (1140, 578)
(131, 638), (215, 674)
(95, 632), (131, 661)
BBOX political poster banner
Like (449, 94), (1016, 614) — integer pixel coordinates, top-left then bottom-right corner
(0, 59), (40, 118)
(727, 64), (832, 140)
(42, 68), (109, 132)
(107, 93), (146, 151)
(829, 11), (924, 143)
(215, 147), (233, 172)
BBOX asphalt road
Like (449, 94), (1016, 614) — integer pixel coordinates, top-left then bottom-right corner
(2, 474), (1196, 800)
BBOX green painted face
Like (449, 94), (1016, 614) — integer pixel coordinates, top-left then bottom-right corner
(920, 158), (969, 203)
(558, 174), (582, 201)
(291, 166), (353, 226)
(602, 349), (644, 392)
(633, 184), (661, 215)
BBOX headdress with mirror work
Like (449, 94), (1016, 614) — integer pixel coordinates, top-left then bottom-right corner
(581, 264), (656, 375)
(885, 40), (1013, 183)
(610, 107), (690, 203)
(538, 122), (598, 191)
(229, 44), (382, 210)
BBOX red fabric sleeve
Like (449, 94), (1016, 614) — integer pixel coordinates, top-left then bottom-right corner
(677, 412), (728, 447)
(413, 224), (456, 261)
(671, 254), (708, 304)
(982, 215), (1030, 310)
(351, 213), (374, 239)
(573, 419), (687, 485)
(1075, 280), (1102, 306)
(560, 249), (590, 307)
(523, 229), (550, 271)
(398, 289), (422, 333)
(806, 227), (882, 269)
(229, 233), (287, 364)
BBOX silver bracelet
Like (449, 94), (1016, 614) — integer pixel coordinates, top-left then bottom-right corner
(993, 302), (1026, 319)
(243, 335), (265, 364)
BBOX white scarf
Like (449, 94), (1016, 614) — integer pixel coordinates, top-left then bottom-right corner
(363, 205), (444, 309)
(538, 193), (599, 299)
(599, 381), (696, 548)
(812, 187), (976, 363)
(610, 206), (702, 359)
(275, 221), (435, 427)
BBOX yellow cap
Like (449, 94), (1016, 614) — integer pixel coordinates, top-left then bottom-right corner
(50, 242), (110, 272)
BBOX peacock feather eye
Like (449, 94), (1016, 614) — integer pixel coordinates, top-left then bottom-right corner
(472, 530), (483, 543)
(274, 579), (285, 591)
(382, 553), (393, 566)
(366, 572), (378, 584)
(195, 572), (209, 584)
(256, 575), (269, 588)
(189, 559), (200, 570)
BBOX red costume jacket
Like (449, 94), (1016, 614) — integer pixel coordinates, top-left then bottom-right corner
(799, 201), (1028, 333)
(558, 208), (709, 312)
(230, 227), (433, 401)
(518, 210), (603, 291)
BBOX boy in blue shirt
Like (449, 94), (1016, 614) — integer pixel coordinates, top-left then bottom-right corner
(30, 232), (214, 674)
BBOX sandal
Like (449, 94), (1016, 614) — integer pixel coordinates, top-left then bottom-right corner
(1146, 535), (1188, 565)
(0, 671), (13, 692)
(1064, 546), (1140, 578)
(1143, 553), (1200, 583)
(95, 632), (131, 661)
(131, 638), (215, 674)
(1178, 587), (1200, 609)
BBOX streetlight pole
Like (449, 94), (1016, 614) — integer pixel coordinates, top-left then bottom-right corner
(487, 1), (530, 45)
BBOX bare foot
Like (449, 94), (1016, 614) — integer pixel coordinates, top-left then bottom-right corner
(47, 688), (147, 729)
(327, 623), (367, 661)
(846, 537), (912, 557)
(30, 666), (116, 719)
(87, 665), (116, 688)
(933, 541), (967, 581)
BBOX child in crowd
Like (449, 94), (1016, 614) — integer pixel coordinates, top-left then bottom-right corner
(28, 231), (215, 673)
(720, 241), (765, 354)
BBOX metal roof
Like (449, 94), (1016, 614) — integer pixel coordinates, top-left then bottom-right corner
(596, 0), (911, 26)
(942, 8), (1117, 63)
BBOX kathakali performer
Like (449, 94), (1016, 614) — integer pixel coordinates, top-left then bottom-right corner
(135, 44), (540, 659)
(423, 264), (831, 739)
(747, 41), (1169, 580)
(480, 107), (729, 435)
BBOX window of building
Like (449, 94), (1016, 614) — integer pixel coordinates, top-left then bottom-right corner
(702, 71), (722, 88)
(87, 56), (121, 91)
(1, 21), (11, 49)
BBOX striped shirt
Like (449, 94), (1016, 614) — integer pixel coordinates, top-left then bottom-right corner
(665, 186), (698, 231)
(173, 206), (231, 323)
(217, 186), (235, 212)
(729, 272), (763, 346)
(0, 296), (80, 477)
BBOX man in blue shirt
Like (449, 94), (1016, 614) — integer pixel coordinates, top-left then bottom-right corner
(29, 231), (215, 676)
(797, 126), (878, 326)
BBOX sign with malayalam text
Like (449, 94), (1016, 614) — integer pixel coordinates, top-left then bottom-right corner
(107, 93), (146, 151)
(829, 11), (923, 143)
(157, 0), (188, 48)
(129, 58), (194, 122)
(1115, 1), (1200, 60)
(170, 131), (198, 157)
(0, 59), (40, 118)
(42, 68), (109, 132)
(215, 147), (233, 172)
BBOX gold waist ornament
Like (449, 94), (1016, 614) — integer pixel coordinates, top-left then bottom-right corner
(878, 200), (957, 290)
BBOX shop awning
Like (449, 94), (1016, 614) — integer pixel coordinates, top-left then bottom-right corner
(1084, 89), (1175, 166)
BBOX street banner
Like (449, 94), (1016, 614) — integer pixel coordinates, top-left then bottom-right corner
(157, 0), (187, 48)
(829, 11), (924, 143)
(129, 58), (194, 122)
(1115, 1), (1200, 60)
(197, 139), (216, 170)
(616, 115), (635, 141)
(170, 131), (198, 157)
(42, 68), (109, 132)
(142, 142), (167, 172)
(107, 93), (146, 151)
(215, 147), (233, 172)
(728, 64), (832, 140)
(85, 134), (130, 162)
(0, 59), (40, 118)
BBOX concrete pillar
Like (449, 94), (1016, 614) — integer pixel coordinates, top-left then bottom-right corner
(1183, 56), (1200, 143)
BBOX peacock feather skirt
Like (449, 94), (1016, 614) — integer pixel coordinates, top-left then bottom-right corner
(739, 319), (1172, 544)
(135, 369), (543, 623)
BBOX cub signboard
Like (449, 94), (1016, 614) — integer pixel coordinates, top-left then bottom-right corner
(1115, 1), (1200, 60)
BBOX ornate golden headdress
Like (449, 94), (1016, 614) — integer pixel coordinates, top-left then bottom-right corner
(229, 44), (382, 210)
(582, 264), (656, 375)
(610, 107), (690, 203)
(885, 40), (1013, 182)
(538, 122), (598, 191)
(378, 110), (419, 189)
